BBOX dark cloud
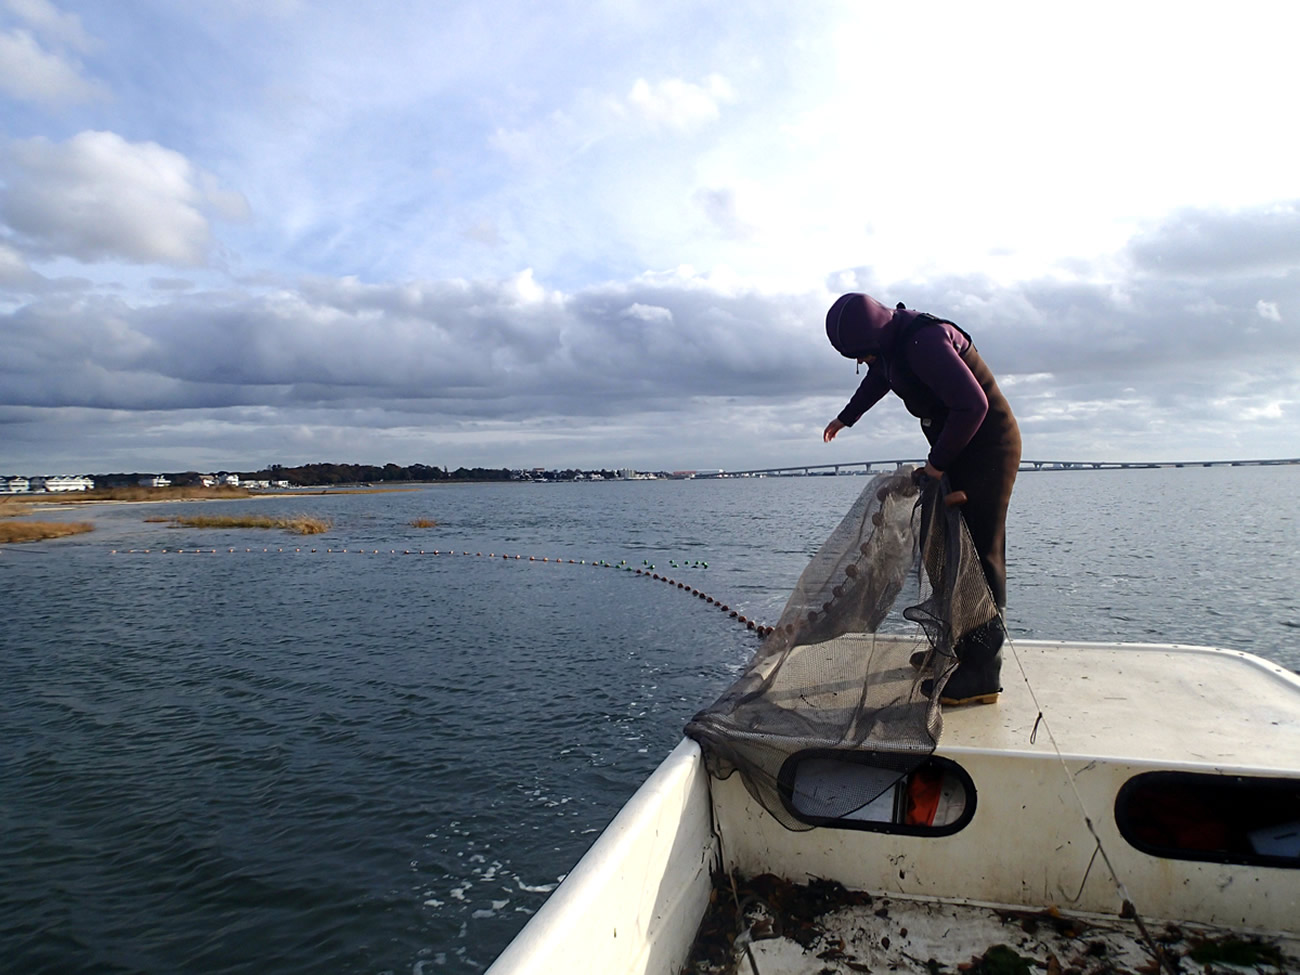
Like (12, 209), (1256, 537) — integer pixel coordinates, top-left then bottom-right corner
(1127, 201), (1300, 275)
(3, 201), (1298, 472)
(149, 277), (196, 291)
(892, 265), (1299, 383)
(0, 275), (829, 420)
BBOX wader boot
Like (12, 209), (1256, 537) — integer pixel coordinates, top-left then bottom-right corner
(920, 617), (1004, 706)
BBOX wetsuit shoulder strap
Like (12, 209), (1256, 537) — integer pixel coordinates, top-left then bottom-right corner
(893, 312), (974, 356)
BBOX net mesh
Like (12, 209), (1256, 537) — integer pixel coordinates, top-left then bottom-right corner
(685, 467), (1001, 831)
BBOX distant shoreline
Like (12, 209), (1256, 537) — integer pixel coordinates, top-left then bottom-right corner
(1, 485), (424, 509)
(0, 487), (427, 541)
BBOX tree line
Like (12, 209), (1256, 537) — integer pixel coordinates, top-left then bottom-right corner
(257, 462), (501, 485)
(92, 463), (624, 487)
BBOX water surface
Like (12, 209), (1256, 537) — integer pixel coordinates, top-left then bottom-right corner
(2, 467), (1297, 973)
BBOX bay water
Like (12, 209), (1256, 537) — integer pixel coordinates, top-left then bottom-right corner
(2, 467), (1298, 973)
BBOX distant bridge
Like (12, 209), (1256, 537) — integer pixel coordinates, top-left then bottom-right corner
(698, 457), (1300, 478)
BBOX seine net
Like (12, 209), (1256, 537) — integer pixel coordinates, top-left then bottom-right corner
(685, 467), (1001, 831)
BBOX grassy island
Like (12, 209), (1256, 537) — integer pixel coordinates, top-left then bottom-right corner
(147, 514), (332, 535)
(0, 502), (95, 544)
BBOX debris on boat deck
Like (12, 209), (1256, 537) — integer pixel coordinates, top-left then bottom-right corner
(682, 872), (1300, 975)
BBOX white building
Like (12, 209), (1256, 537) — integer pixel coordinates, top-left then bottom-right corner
(42, 475), (94, 492)
(1, 476), (30, 493)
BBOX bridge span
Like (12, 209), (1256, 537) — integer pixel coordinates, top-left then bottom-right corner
(698, 457), (1300, 478)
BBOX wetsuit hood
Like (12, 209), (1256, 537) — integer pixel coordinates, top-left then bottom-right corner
(825, 293), (897, 359)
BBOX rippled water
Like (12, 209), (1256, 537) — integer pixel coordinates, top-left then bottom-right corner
(2, 467), (1297, 973)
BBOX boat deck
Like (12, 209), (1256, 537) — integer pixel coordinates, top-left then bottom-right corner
(690, 875), (1300, 974)
(940, 639), (1300, 768)
(703, 642), (1300, 972)
(486, 643), (1300, 975)
(795, 637), (1300, 768)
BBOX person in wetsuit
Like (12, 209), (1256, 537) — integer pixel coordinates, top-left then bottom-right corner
(823, 293), (1021, 705)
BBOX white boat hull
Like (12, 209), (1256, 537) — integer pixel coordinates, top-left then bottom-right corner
(487, 642), (1300, 974)
(486, 738), (716, 975)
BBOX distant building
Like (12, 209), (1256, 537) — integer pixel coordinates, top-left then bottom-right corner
(1, 476), (31, 494)
(200, 476), (218, 488)
(222, 474), (240, 486)
(138, 476), (172, 488)
(41, 475), (94, 492)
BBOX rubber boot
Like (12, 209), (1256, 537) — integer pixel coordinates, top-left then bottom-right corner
(923, 650), (1002, 705)
(921, 618), (1004, 706)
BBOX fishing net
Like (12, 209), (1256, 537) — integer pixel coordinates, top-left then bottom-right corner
(685, 467), (1001, 831)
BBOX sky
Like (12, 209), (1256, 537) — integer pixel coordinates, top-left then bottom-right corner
(2, 0), (1298, 475)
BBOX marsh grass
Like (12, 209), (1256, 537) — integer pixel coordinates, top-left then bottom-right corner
(0, 520), (95, 544)
(159, 514), (332, 535)
(5, 486), (253, 504)
(410, 518), (439, 528)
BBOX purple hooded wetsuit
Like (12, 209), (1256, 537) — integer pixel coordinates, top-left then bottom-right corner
(826, 293), (1021, 608)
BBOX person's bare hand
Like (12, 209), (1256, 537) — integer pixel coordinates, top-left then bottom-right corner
(823, 419), (846, 443)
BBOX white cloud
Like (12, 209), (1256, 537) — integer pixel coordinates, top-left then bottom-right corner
(626, 74), (733, 131)
(1, 131), (248, 266)
(623, 303), (673, 324)
(0, 26), (102, 104)
(5, 0), (93, 50)
(1241, 400), (1285, 421)
(1256, 300), (1281, 322)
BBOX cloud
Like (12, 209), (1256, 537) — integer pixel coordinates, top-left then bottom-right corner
(3, 220), (1299, 473)
(0, 240), (92, 294)
(625, 74), (734, 131)
(0, 131), (249, 266)
(1127, 202), (1300, 276)
(623, 303), (673, 324)
(0, 241), (38, 289)
(5, 0), (93, 49)
(0, 26), (103, 104)
(694, 187), (756, 240)
(0, 270), (826, 419)
(1256, 300), (1281, 323)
